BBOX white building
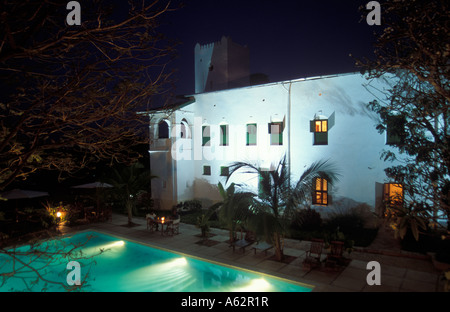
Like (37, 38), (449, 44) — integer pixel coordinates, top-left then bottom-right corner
(146, 38), (403, 217)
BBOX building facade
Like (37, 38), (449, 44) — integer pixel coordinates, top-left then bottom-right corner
(146, 39), (402, 217)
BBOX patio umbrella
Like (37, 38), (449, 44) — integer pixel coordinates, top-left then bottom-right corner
(70, 182), (113, 189)
(70, 182), (113, 216)
(0, 188), (49, 200)
(0, 189), (49, 223)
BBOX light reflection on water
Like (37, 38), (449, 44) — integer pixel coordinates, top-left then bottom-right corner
(0, 231), (312, 292)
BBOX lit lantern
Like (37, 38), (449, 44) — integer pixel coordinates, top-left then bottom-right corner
(161, 217), (165, 224)
(56, 211), (62, 218)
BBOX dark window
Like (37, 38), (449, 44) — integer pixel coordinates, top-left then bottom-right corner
(312, 178), (328, 206)
(268, 122), (283, 145)
(203, 165), (211, 176)
(246, 123), (257, 146)
(258, 170), (272, 198)
(158, 120), (169, 139)
(386, 116), (406, 145)
(180, 119), (190, 139)
(220, 166), (229, 177)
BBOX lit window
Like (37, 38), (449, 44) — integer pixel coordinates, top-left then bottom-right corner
(220, 166), (229, 177)
(220, 124), (229, 146)
(313, 178), (328, 206)
(246, 123), (257, 146)
(202, 125), (210, 146)
(158, 120), (169, 139)
(310, 119), (328, 145)
(203, 165), (211, 176)
(269, 122), (283, 145)
(386, 116), (406, 145)
(315, 120), (327, 132)
(383, 183), (403, 206)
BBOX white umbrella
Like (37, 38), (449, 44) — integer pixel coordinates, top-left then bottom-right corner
(1, 188), (49, 200)
(71, 182), (113, 189)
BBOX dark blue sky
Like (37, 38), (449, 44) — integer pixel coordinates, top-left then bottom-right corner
(159, 0), (381, 96)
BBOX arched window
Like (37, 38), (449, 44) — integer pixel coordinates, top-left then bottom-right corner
(158, 120), (169, 139)
(180, 118), (191, 139)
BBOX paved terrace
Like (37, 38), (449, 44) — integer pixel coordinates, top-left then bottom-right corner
(60, 213), (446, 292)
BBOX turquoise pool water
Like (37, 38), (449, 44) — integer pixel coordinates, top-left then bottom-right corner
(0, 231), (313, 292)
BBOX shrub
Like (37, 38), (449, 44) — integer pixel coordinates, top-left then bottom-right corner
(291, 208), (322, 232)
(176, 199), (202, 213)
(325, 213), (365, 234)
(324, 203), (379, 247)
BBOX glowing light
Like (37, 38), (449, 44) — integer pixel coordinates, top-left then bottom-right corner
(100, 240), (125, 250)
(111, 240), (125, 247)
(233, 278), (272, 292)
(170, 257), (187, 266)
(56, 212), (62, 218)
(161, 217), (165, 224)
(123, 257), (193, 291)
(80, 240), (126, 257)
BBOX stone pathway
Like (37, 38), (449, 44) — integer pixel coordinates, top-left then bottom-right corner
(368, 222), (402, 251)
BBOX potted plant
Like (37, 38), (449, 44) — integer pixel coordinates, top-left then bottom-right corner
(196, 214), (210, 238)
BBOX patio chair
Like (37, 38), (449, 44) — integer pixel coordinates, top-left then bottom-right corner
(231, 230), (255, 253)
(325, 241), (345, 269)
(146, 213), (157, 232)
(302, 238), (324, 271)
(167, 217), (180, 236)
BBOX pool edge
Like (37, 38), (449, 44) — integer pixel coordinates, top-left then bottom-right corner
(68, 228), (316, 292)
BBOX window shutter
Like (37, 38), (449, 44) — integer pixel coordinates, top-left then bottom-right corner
(328, 183), (332, 205)
(310, 120), (315, 132)
(202, 125), (210, 146)
(220, 124), (228, 146)
(247, 124), (257, 145)
(328, 111), (335, 130)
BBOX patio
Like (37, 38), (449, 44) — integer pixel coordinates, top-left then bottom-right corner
(59, 213), (445, 292)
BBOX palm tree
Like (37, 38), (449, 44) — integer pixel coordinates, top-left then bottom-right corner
(227, 155), (340, 261)
(104, 162), (157, 226)
(210, 182), (255, 244)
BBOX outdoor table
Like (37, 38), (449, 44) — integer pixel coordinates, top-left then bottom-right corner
(252, 242), (273, 255)
(150, 217), (173, 236)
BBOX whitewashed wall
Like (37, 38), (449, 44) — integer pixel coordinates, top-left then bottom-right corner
(150, 72), (401, 214)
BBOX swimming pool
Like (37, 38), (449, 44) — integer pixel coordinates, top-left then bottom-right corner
(0, 231), (313, 292)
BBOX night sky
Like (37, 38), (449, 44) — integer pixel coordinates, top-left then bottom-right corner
(159, 0), (382, 96)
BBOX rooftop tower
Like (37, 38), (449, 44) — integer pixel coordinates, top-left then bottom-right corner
(194, 36), (250, 93)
